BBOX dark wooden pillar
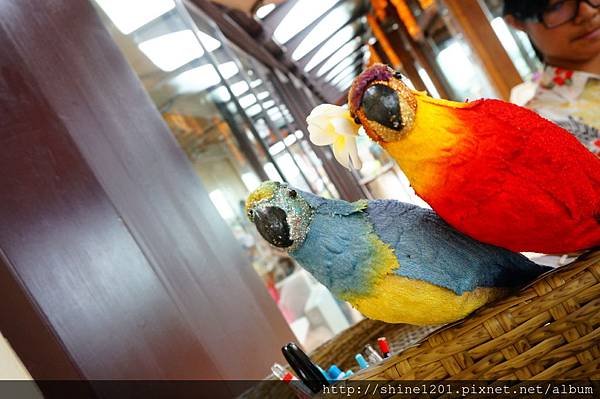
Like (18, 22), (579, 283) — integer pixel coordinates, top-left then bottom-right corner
(0, 0), (293, 392)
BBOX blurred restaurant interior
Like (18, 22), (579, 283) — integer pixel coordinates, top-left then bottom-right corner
(0, 0), (561, 392)
(94, 0), (541, 351)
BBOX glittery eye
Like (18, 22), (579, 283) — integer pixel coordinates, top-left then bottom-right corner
(247, 209), (254, 220)
(288, 189), (297, 198)
(356, 79), (417, 143)
(361, 84), (403, 131)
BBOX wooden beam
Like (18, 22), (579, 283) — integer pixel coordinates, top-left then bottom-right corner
(390, 0), (422, 39)
(367, 42), (383, 65)
(367, 13), (402, 68)
(385, 26), (428, 92)
(442, 0), (522, 100)
(387, 4), (452, 99)
(372, 40), (392, 66)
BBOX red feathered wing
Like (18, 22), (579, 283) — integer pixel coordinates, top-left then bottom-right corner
(425, 99), (600, 253)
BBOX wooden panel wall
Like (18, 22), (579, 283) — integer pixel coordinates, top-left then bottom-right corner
(0, 0), (293, 388)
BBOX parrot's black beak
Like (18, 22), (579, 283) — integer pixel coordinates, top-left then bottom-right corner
(252, 206), (293, 248)
(361, 84), (403, 131)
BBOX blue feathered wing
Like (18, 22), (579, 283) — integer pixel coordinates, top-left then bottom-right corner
(365, 199), (550, 295)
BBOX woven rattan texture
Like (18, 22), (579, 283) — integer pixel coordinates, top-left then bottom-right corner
(309, 319), (439, 372)
(349, 250), (600, 381)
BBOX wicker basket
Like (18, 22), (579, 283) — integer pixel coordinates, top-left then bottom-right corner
(348, 249), (600, 380)
(309, 319), (439, 372)
(243, 250), (599, 398)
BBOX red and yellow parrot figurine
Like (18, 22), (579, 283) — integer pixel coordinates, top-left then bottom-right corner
(343, 64), (599, 254)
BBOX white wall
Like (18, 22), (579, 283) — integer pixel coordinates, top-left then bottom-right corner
(0, 331), (32, 380)
(0, 332), (43, 398)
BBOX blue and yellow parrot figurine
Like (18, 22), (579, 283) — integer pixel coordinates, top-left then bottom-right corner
(246, 181), (550, 325)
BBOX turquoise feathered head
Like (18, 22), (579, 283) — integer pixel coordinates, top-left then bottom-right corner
(245, 181), (313, 252)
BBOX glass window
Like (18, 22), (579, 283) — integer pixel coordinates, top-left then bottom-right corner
(422, 4), (499, 100)
(292, 1), (358, 60)
(481, 0), (543, 80)
(92, 0), (357, 351)
(272, 0), (339, 44)
(435, 39), (497, 100)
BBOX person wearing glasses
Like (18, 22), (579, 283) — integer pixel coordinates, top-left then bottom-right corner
(504, 0), (600, 155)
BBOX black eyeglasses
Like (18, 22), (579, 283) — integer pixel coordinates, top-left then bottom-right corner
(537, 0), (600, 28)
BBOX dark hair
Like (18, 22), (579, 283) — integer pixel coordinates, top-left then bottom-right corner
(502, 0), (548, 62)
(502, 0), (549, 20)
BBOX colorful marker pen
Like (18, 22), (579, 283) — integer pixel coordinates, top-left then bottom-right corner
(378, 337), (391, 358)
(281, 342), (329, 393)
(271, 363), (313, 399)
(327, 364), (344, 381)
(365, 344), (383, 364)
(355, 353), (369, 369)
(271, 363), (296, 382)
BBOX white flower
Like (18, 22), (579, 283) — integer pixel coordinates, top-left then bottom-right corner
(306, 104), (362, 170)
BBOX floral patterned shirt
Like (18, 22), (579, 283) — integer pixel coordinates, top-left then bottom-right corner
(510, 66), (600, 155)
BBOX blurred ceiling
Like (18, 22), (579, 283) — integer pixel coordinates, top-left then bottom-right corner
(96, 0), (370, 105)
(211, 0), (286, 14)
(256, 0), (370, 102)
